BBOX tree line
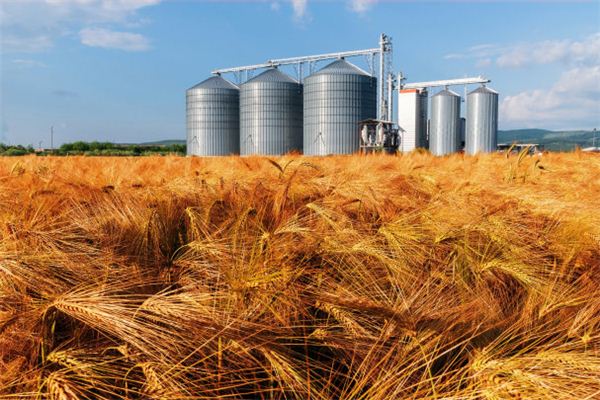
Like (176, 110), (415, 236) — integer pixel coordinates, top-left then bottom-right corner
(0, 141), (186, 156)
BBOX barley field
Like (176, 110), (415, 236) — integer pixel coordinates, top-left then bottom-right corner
(1, 152), (599, 399)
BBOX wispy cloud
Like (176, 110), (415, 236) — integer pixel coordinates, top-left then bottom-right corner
(500, 65), (600, 130)
(445, 33), (600, 69)
(273, 0), (379, 22)
(496, 34), (600, 68)
(447, 33), (600, 129)
(1, 0), (159, 53)
(349, 0), (378, 13)
(2, 35), (54, 53)
(79, 27), (150, 51)
(291, 0), (307, 19)
(11, 59), (48, 68)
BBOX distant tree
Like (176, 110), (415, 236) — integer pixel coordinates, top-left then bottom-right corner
(48, 140), (185, 156)
(4, 148), (28, 156)
(170, 144), (186, 153)
(71, 141), (90, 152)
(89, 141), (101, 151)
(59, 143), (74, 152)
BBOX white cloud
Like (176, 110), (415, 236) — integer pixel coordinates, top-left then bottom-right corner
(271, 0), (313, 22)
(292, 0), (308, 21)
(79, 27), (150, 51)
(496, 34), (600, 68)
(445, 33), (600, 129)
(444, 53), (463, 60)
(350, 0), (377, 13)
(290, 0), (308, 19)
(500, 66), (600, 130)
(2, 36), (54, 53)
(1, 0), (159, 53)
(41, 0), (160, 22)
(11, 59), (48, 68)
(445, 33), (600, 69)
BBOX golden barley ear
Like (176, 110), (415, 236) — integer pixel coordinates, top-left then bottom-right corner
(1, 154), (600, 399)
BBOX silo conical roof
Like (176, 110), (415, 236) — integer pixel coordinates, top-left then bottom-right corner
(311, 59), (371, 76)
(189, 75), (239, 90)
(468, 86), (498, 95)
(245, 68), (299, 84)
(433, 89), (460, 97)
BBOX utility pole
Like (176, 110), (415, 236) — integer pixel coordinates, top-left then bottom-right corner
(50, 126), (54, 151)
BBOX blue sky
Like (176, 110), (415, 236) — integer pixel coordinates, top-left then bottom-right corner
(1, 0), (599, 146)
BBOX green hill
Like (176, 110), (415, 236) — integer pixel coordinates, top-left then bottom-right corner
(498, 129), (597, 151)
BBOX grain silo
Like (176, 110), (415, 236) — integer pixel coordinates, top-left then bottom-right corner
(429, 89), (461, 156)
(466, 86), (499, 155)
(240, 68), (303, 155)
(186, 76), (239, 156)
(303, 59), (377, 155)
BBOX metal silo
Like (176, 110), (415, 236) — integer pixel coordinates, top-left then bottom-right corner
(466, 86), (499, 154)
(186, 75), (239, 156)
(303, 59), (377, 155)
(240, 68), (303, 155)
(429, 89), (461, 156)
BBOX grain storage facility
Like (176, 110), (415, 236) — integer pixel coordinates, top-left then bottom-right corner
(303, 59), (377, 155)
(189, 34), (498, 157)
(186, 76), (240, 156)
(240, 68), (303, 155)
(465, 86), (499, 155)
(429, 89), (461, 156)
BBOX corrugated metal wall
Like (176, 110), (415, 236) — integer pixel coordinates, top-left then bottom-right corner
(429, 89), (461, 156)
(466, 86), (499, 155)
(186, 76), (240, 156)
(303, 59), (377, 155)
(240, 69), (303, 155)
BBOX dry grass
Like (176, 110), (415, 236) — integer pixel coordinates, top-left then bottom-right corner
(1, 151), (599, 399)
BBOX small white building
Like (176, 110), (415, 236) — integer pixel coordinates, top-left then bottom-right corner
(397, 88), (428, 152)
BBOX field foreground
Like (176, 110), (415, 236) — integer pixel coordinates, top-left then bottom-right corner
(1, 152), (599, 399)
